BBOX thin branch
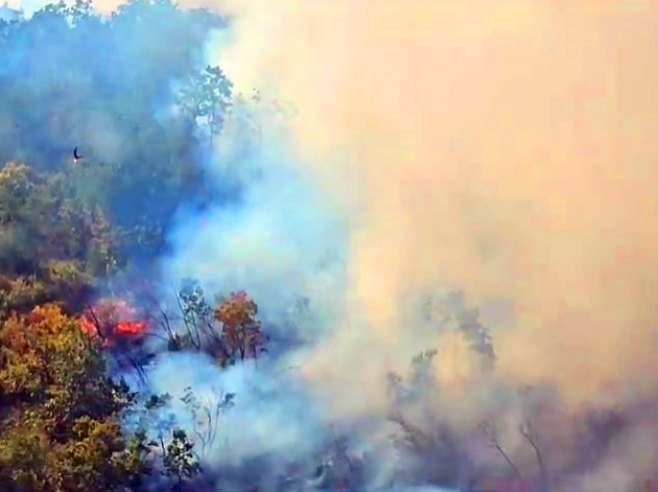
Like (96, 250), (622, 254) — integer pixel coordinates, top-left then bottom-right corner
(519, 420), (548, 489)
(479, 419), (525, 480)
(85, 303), (107, 342)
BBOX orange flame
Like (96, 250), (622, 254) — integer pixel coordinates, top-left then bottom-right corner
(116, 320), (147, 335)
(79, 298), (148, 347)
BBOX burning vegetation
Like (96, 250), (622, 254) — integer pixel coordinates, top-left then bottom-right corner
(1, 1), (658, 491)
(80, 298), (149, 347)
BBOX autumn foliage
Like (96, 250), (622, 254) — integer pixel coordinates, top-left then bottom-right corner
(169, 281), (267, 367)
(0, 304), (146, 491)
(0, 1), (247, 489)
(213, 290), (266, 362)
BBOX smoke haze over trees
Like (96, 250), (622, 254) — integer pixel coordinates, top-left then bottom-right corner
(1, 1), (658, 492)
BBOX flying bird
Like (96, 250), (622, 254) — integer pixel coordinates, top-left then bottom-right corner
(70, 146), (106, 168)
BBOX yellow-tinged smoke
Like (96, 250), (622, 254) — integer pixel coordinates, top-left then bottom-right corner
(201, 0), (658, 410)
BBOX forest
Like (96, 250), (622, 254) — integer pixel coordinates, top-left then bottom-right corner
(1, 1), (657, 492)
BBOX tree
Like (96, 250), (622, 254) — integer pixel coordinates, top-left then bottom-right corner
(163, 429), (201, 491)
(518, 419), (548, 492)
(0, 0), (228, 264)
(0, 304), (147, 491)
(478, 418), (525, 481)
(0, 163), (120, 318)
(214, 290), (267, 364)
(178, 65), (233, 143)
(421, 291), (496, 367)
(386, 350), (468, 487)
(161, 280), (268, 367)
(176, 278), (217, 352)
(388, 411), (466, 487)
(180, 386), (234, 459)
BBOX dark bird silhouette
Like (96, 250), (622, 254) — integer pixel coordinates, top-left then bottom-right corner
(73, 146), (82, 161)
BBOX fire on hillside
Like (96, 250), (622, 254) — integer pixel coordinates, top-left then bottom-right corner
(79, 298), (148, 347)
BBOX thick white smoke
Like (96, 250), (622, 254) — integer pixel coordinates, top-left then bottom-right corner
(13, 0), (658, 488)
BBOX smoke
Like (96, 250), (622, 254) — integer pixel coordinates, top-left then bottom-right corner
(142, 97), (366, 484)
(164, 102), (349, 326)
(164, 1), (658, 487)
(194, 0), (658, 407)
(146, 351), (328, 464)
(9, 0), (658, 487)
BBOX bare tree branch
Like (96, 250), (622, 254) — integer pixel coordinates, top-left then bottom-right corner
(478, 418), (525, 480)
(519, 419), (548, 491)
